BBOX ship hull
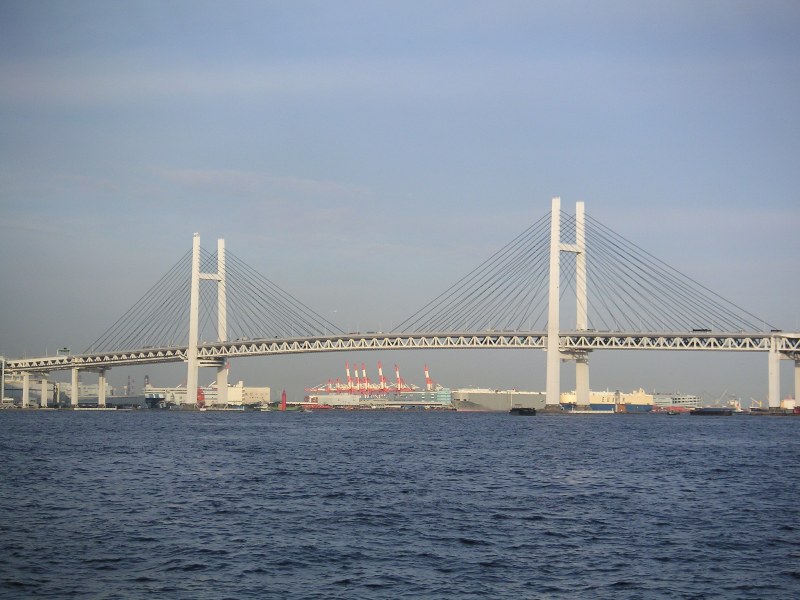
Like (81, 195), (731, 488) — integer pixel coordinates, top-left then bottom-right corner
(690, 407), (733, 416)
(451, 390), (545, 412)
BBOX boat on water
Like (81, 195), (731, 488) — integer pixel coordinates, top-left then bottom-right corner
(690, 407), (733, 416)
(509, 406), (536, 416)
(451, 388), (545, 412)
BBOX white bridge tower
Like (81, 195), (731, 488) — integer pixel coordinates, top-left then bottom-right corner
(186, 234), (228, 407)
(545, 198), (589, 408)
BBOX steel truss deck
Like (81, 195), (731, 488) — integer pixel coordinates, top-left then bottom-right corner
(7, 331), (800, 373)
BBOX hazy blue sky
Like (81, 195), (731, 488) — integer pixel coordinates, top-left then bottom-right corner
(1, 1), (798, 402)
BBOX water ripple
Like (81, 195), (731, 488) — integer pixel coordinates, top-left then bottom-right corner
(1, 411), (799, 598)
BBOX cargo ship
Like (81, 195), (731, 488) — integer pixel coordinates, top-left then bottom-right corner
(450, 388), (545, 412)
(560, 389), (656, 413)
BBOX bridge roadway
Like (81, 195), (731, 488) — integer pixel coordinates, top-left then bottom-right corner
(8, 330), (800, 372)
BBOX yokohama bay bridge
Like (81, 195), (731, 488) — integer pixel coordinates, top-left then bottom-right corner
(5, 198), (799, 409)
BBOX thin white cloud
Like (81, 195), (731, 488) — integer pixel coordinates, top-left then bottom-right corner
(3, 51), (794, 123)
(0, 56), (446, 106)
(0, 216), (63, 234)
(155, 167), (369, 198)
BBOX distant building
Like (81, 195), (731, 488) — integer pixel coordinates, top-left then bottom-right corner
(306, 389), (453, 409)
(145, 381), (270, 407)
(59, 382), (115, 398)
(653, 393), (700, 410)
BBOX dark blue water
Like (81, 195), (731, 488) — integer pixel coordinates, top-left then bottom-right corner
(1, 411), (799, 599)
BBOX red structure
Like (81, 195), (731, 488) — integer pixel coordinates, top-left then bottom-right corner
(304, 362), (421, 395)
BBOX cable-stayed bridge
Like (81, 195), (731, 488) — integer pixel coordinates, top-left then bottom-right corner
(5, 199), (799, 409)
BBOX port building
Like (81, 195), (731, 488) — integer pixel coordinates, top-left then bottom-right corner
(145, 381), (270, 408)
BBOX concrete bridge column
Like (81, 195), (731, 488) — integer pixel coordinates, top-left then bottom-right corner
(574, 202), (590, 407)
(186, 233), (201, 407)
(545, 197), (561, 407)
(576, 355), (590, 407)
(216, 238), (227, 407)
(768, 337), (780, 409)
(795, 359), (799, 405)
(40, 376), (48, 409)
(0, 356), (5, 405)
(187, 234), (227, 408)
(98, 369), (107, 407)
(22, 372), (30, 408)
(71, 367), (79, 408)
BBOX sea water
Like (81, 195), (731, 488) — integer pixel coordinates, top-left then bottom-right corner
(1, 411), (798, 599)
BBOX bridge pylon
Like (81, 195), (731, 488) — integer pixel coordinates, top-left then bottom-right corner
(186, 234), (227, 407)
(545, 197), (590, 408)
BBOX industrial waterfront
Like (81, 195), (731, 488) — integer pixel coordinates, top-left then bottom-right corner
(3, 360), (797, 415)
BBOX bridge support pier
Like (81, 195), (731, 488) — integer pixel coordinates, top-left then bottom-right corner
(795, 359), (799, 404)
(71, 367), (79, 408)
(40, 376), (48, 409)
(22, 372), (30, 408)
(98, 369), (107, 407)
(768, 337), (780, 409)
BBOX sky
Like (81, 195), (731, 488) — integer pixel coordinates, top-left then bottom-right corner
(1, 1), (799, 404)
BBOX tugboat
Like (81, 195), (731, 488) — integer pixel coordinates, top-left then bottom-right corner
(509, 406), (536, 416)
